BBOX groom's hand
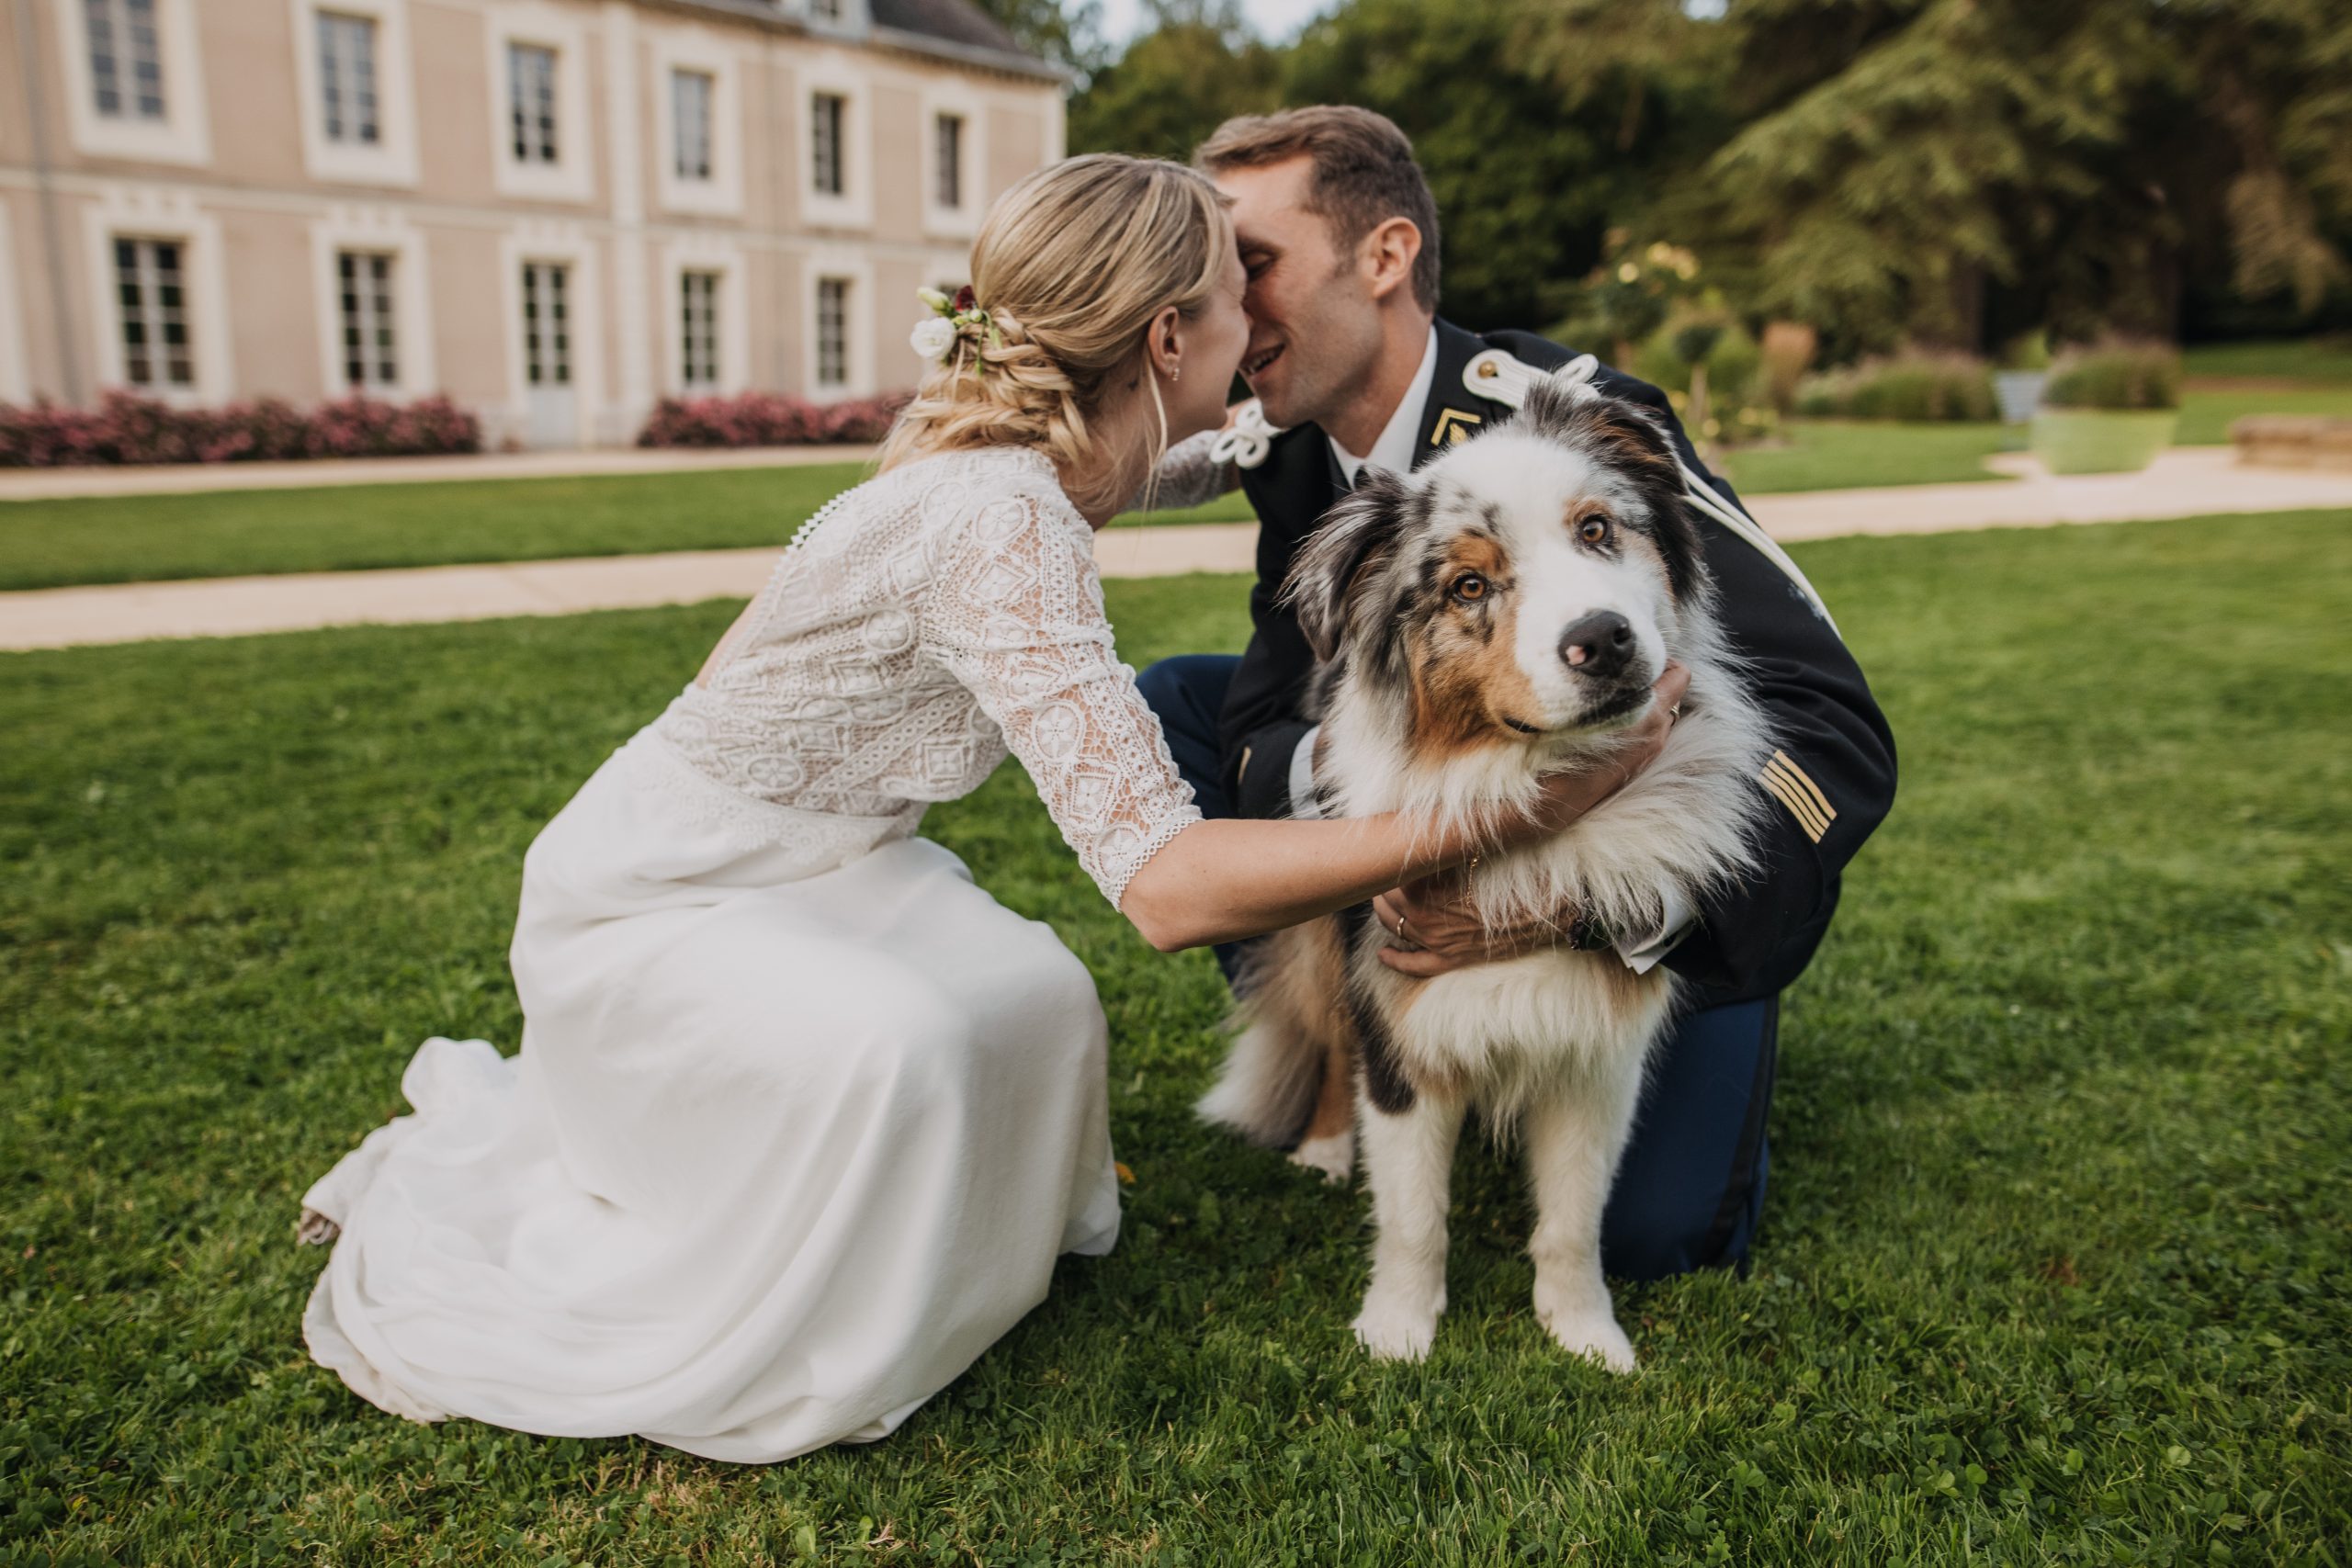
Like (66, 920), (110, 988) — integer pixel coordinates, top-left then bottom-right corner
(1372, 874), (1575, 977)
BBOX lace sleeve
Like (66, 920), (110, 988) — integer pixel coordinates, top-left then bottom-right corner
(1132, 428), (1240, 513)
(922, 485), (1202, 908)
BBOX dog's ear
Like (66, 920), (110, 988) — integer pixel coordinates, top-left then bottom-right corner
(1282, 466), (1414, 662)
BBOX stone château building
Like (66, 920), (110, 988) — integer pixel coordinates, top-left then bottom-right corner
(0, 0), (1065, 446)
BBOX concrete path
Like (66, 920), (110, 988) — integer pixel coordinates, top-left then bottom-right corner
(1762, 446), (2352, 541)
(0, 525), (1266, 651)
(0, 443), (876, 502)
(5, 446), (2347, 652)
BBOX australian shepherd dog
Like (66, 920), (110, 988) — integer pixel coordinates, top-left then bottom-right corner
(1198, 367), (1774, 1370)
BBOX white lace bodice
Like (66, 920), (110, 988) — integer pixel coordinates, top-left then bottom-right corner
(636, 443), (1212, 907)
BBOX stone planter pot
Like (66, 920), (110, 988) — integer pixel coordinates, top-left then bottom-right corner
(2030, 407), (2178, 475)
(1994, 370), (2047, 424)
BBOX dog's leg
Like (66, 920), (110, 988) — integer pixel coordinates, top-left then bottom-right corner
(1199, 922), (1341, 1151)
(1351, 1081), (1463, 1361)
(1289, 1030), (1356, 1184)
(1522, 1064), (1646, 1372)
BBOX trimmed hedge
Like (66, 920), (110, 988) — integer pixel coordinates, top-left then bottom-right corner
(2042, 338), (2181, 411)
(1795, 353), (1998, 422)
(0, 390), (481, 467)
(636, 390), (911, 448)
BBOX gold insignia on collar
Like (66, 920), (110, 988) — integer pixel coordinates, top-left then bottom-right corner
(1758, 750), (1836, 843)
(1430, 409), (1483, 446)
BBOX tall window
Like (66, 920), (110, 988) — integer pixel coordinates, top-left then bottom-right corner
(672, 69), (713, 181)
(113, 237), (193, 388)
(816, 277), (848, 389)
(509, 42), (559, 164)
(810, 93), (844, 197)
(521, 262), (571, 386)
(681, 271), (719, 389)
(84, 0), (165, 120)
(934, 113), (964, 210)
(337, 251), (398, 389)
(317, 12), (380, 146)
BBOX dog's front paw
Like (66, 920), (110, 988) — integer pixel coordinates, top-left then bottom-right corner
(1537, 1302), (1636, 1372)
(296, 1207), (341, 1247)
(1288, 1129), (1354, 1185)
(1352, 1288), (1442, 1362)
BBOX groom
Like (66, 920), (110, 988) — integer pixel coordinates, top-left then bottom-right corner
(1136, 107), (1897, 1280)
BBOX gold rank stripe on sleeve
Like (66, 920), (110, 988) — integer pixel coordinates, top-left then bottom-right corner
(1758, 750), (1835, 843)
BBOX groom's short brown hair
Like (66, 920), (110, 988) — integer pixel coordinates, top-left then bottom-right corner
(1196, 106), (1442, 313)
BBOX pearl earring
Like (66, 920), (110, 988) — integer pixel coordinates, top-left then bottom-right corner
(1170, 366), (1182, 382)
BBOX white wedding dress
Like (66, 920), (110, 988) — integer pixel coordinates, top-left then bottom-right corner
(300, 439), (1226, 1462)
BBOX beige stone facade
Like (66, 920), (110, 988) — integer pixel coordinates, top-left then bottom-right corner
(0, 0), (1065, 446)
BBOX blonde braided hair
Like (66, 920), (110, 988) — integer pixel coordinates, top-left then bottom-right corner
(876, 154), (1234, 516)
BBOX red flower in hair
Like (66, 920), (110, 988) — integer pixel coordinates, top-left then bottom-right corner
(953, 286), (978, 313)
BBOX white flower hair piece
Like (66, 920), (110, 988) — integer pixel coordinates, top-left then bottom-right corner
(909, 316), (958, 363)
(910, 286), (1004, 375)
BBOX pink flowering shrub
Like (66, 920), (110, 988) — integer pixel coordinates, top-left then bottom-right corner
(636, 390), (911, 449)
(0, 389), (482, 467)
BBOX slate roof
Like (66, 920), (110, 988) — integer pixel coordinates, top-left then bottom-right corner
(870, 0), (1023, 58)
(651, 0), (1063, 82)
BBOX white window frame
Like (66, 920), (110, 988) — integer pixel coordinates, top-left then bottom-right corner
(308, 212), (434, 398)
(81, 193), (232, 404)
(801, 254), (872, 400)
(496, 227), (604, 446)
(0, 204), (29, 402)
(486, 4), (594, 204)
(673, 71), (712, 181)
(650, 28), (742, 218)
(797, 58), (871, 231)
(54, 0), (210, 166)
(290, 0), (419, 187)
(661, 242), (745, 397)
(922, 82), (986, 241)
(678, 269), (718, 389)
(334, 251), (400, 390)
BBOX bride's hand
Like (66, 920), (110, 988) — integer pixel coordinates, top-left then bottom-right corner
(1496, 661), (1690, 849)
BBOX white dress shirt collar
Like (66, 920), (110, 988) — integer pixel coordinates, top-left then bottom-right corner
(1329, 323), (1441, 487)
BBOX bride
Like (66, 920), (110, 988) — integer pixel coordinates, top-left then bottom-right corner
(295, 154), (1681, 1463)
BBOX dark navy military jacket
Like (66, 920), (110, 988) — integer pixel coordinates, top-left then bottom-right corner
(1217, 317), (1897, 1006)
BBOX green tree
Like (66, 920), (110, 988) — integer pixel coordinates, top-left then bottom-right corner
(1069, 1), (1282, 159)
(1283, 0), (1731, 330)
(1703, 0), (2352, 353)
(965, 0), (1113, 84)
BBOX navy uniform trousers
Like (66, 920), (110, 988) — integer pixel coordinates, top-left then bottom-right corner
(1137, 654), (1776, 1281)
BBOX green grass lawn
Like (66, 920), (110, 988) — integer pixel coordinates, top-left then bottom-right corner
(5, 512), (2347, 1563)
(2181, 338), (2352, 382)
(5, 337), (2349, 598)
(0, 464), (870, 595)
(0, 464), (1252, 594)
(5, 392), (2308, 596)
(0, 420), (2018, 596)
(1719, 420), (2018, 494)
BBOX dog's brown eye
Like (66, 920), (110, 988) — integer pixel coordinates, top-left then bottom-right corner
(1452, 573), (1488, 603)
(1577, 515), (1611, 546)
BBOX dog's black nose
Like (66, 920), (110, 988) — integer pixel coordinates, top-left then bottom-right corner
(1559, 611), (1635, 676)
